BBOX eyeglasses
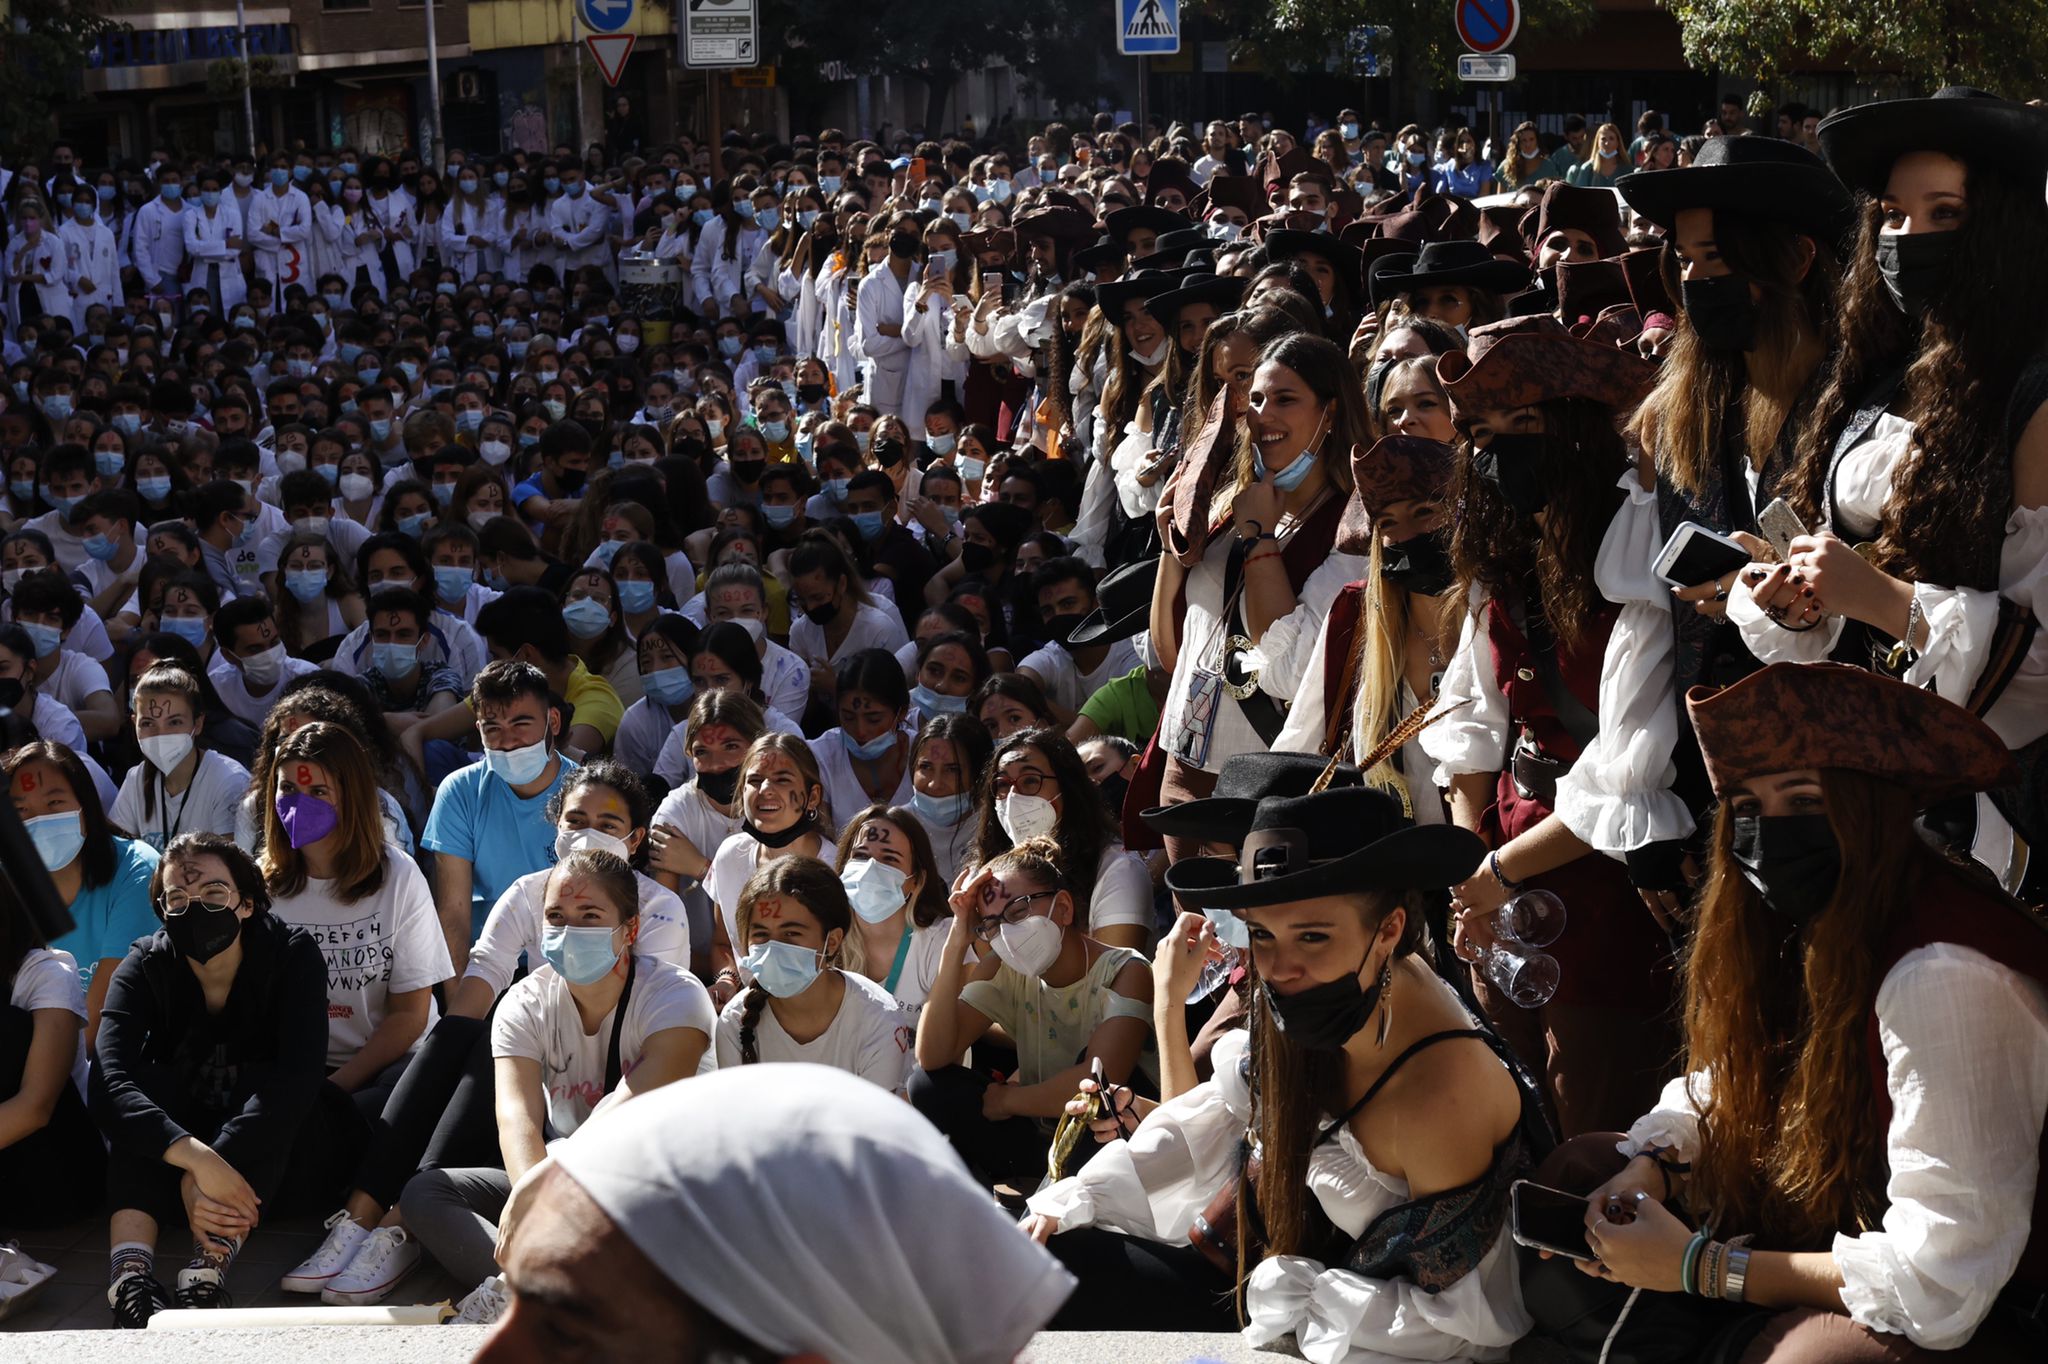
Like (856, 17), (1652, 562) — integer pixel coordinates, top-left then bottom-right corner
(161, 883), (238, 916)
(970, 890), (1058, 940)
(992, 768), (1055, 798)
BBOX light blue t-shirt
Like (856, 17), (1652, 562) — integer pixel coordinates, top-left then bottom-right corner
(421, 754), (578, 939)
(49, 836), (161, 984)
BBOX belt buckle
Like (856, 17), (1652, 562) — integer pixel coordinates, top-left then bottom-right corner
(1221, 633), (1260, 700)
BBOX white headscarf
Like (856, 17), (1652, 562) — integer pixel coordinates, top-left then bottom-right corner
(551, 1063), (1076, 1363)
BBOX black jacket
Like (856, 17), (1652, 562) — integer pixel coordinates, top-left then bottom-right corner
(88, 913), (328, 1169)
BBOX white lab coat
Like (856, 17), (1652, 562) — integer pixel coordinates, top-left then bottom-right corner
(374, 189), (419, 277)
(4, 230), (75, 321)
(547, 192), (613, 279)
(128, 199), (188, 298)
(181, 200), (248, 311)
(328, 199), (386, 294)
(245, 186), (313, 291)
(900, 277), (968, 441)
(439, 194), (495, 280)
(58, 218), (120, 326)
(855, 259), (916, 416)
(497, 204), (544, 284)
(691, 216), (762, 316)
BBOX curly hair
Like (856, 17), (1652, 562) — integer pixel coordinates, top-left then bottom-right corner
(1789, 171), (2048, 591)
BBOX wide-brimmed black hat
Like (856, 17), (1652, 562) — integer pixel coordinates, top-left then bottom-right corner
(1145, 273), (1248, 329)
(1819, 86), (2048, 198)
(1144, 751), (1362, 843)
(1094, 271), (1181, 321)
(1073, 235), (1124, 275)
(1129, 226), (1217, 272)
(1064, 557), (1155, 648)
(1366, 249), (1419, 310)
(1104, 204), (1190, 245)
(1164, 786), (1484, 907)
(1373, 239), (1532, 301)
(1264, 229), (1364, 281)
(1618, 136), (1853, 247)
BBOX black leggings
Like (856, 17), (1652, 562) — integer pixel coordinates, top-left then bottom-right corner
(1044, 1227), (1239, 1332)
(0, 1003), (105, 1229)
(352, 1013), (502, 1209)
(907, 1065), (1110, 1189)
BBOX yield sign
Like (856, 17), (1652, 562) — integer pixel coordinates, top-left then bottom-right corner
(586, 33), (636, 85)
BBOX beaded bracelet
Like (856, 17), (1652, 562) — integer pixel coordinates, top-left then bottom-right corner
(1701, 1240), (1724, 1300)
(1680, 1226), (1713, 1296)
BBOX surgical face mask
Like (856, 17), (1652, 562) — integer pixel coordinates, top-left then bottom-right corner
(742, 938), (823, 997)
(617, 578), (656, 614)
(113, 411), (143, 436)
(238, 641), (286, 687)
(562, 597), (613, 639)
(841, 724), (898, 761)
(555, 824), (633, 864)
(84, 533), (121, 563)
(997, 791), (1058, 842)
(140, 732), (195, 775)
(1340, 121), (1361, 140)
(371, 640), (419, 676)
(718, 334), (744, 359)
(1729, 813), (1841, 924)
(398, 511), (432, 538)
(369, 417), (394, 443)
(822, 476), (850, 503)
(20, 622), (62, 659)
(25, 810), (85, 871)
(431, 481), (458, 507)
(483, 736), (552, 787)
(1680, 273), (1760, 352)
(478, 438), (512, 466)
(841, 857), (910, 923)
(542, 923), (624, 985)
(1253, 441), (1317, 493)
(756, 208), (781, 232)
(910, 683), (967, 715)
(1472, 434), (1552, 518)
(986, 178), (1013, 203)
(94, 449), (127, 479)
(234, 171), (255, 189)
(851, 509), (886, 542)
(1875, 229), (1959, 316)
(161, 614), (208, 646)
(642, 665), (694, 707)
(542, 399), (566, 421)
(927, 432), (957, 457)
(40, 394), (73, 420)
(339, 472), (376, 501)
(1131, 338), (1170, 368)
(284, 567), (330, 603)
(911, 787), (972, 826)
(759, 419), (791, 444)
(993, 913), (1063, 978)
(818, 175), (843, 195)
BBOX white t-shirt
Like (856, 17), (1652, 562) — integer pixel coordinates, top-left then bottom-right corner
(652, 702), (804, 787)
(492, 954), (716, 1137)
(110, 749), (250, 853)
(205, 650), (323, 727)
(651, 780), (741, 952)
(714, 968), (914, 1093)
(42, 650), (112, 715)
(269, 846), (455, 1068)
(1018, 638), (1142, 717)
(464, 866), (692, 1000)
(10, 947), (86, 1100)
(1087, 844), (1155, 936)
(761, 639), (810, 719)
(787, 600), (911, 673)
(806, 725), (915, 830)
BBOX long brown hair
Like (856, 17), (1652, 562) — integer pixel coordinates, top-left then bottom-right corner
(1790, 170), (2048, 591)
(1215, 333), (1364, 527)
(1450, 398), (1631, 652)
(1681, 769), (1924, 1246)
(261, 721), (389, 903)
(1630, 213), (1838, 499)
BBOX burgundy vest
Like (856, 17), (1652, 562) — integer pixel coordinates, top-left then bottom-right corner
(1871, 868), (2048, 1294)
(1481, 591), (1617, 837)
(1318, 581), (1370, 752)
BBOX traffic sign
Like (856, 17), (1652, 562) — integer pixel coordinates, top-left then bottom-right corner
(1457, 52), (1517, 82)
(578, 0), (634, 36)
(684, 0), (758, 68)
(587, 33), (636, 85)
(1117, 0), (1179, 57)
(1454, 0), (1519, 55)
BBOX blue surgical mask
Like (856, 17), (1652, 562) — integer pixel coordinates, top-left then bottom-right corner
(161, 614), (208, 646)
(40, 395), (73, 420)
(851, 509), (885, 542)
(841, 725), (898, 761)
(762, 503), (798, 529)
(741, 939), (822, 998)
(911, 787), (973, 827)
(84, 533), (121, 563)
(927, 432), (956, 456)
(798, 208), (819, 228)
(642, 665), (694, 707)
(20, 621), (62, 659)
(566, 180), (586, 199)
(841, 858), (909, 923)
(732, 201), (757, 223)
(7, 479), (33, 503)
(823, 476), (850, 502)
(292, 165), (312, 183)
(718, 334), (744, 358)
(199, 190), (220, 209)
(987, 179), (1013, 203)
(138, 475), (173, 502)
(818, 175), (843, 195)
(483, 737), (552, 787)
(544, 176), (561, 194)
(493, 171), (510, 189)
(160, 185), (182, 202)
(910, 683), (967, 715)
(433, 565), (473, 601)
(542, 923), (622, 985)
(372, 640), (419, 676)
(617, 579), (656, 614)
(561, 597), (613, 639)
(40, 488), (83, 517)
(756, 208), (781, 232)
(693, 207), (714, 226)
(113, 412), (143, 436)
(24, 810), (85, 871)
(750, 344), (776, 365)
(432, 482), (457, 506)
(284, 567), (330, 603)
(272, 168), (291, 187)
(370, 417), (394, 442)
(759, 419), (790, 443)
(94, 449), (127, 479)
(398, 511), (432, 538)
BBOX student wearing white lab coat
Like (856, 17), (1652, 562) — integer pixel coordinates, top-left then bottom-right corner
(439, 173), (495, 281)
(900, 228), (970, 443)
(855, 215), (921, 418)
(6, 203), (76, 325)
(692, 202), (760, 321)
(496, 175), (547, 285)
(180, 175), (248, 313)
(370, 182), (419, 279)
(547, 167), (614, 281)
(245, 165), (314, 293)
(128, 178), (189, 304)
(59, 198), (121, 329)
(328, 178), (386, 295)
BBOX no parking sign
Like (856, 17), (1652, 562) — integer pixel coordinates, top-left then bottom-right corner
(1455, 0), (1520, 54)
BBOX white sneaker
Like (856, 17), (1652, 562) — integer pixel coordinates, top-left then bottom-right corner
(448, 1274), (510, 1325)
(280, 1210), (371, 1293)
(321, 1226), (421, 1306)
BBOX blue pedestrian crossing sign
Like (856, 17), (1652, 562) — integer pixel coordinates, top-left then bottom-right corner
(1118, 0), (1179, 56)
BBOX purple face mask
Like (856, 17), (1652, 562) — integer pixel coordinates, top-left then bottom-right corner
(276, 792), (340, 849)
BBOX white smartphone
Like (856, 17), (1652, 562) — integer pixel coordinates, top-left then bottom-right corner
(1654, 522), (1753, 589)
(1757, 497), (1809, 562)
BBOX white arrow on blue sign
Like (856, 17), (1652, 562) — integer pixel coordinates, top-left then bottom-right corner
(578, 0), (635, 35)
(1117, 0), (1178, 56)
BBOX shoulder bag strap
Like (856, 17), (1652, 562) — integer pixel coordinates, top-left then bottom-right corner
(603, 952), (639, 1096)
(1222, 538), (1288, 747)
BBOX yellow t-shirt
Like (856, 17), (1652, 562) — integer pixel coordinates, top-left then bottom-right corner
(562, 657), (624, 746)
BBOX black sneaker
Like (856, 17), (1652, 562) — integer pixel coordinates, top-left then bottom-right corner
(108, 1269), (172, 1328)
(175, 1261), (234, 1310)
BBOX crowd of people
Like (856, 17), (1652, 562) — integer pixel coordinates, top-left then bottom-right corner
(0, 78), (2044, 1364)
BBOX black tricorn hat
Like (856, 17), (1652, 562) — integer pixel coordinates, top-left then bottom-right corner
(1163, 785), (1484, 907)
(1144, 751), (1362, 843)
(1618, 135), (1853, 248)
(1819, 86), (2048, 198)
(1064, 557), (1156, 648)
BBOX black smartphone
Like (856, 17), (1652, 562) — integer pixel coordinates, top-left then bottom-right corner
(1653, 521), (1753, 590)
(1510, 1180), (1597, 1261)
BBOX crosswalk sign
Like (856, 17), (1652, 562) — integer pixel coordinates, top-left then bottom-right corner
(1117, 0), (1179, 56)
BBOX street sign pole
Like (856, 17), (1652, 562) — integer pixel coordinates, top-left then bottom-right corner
(234, 0), (258, 158)
(571, 0), (587, 161)
(423, 0), (445, 168)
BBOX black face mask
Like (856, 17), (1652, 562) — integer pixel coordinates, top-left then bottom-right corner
(1472, 434), (1552, 518)
(696, 766), (740, 804)
(1876, 230), (1960, 316)
(674, 435), (710, 462)
(1043, 611), (1089, 645)
(1098, 772), (1131, 820)
(1262, 948), (1385, 1050)
(1680, 273), (1759, 353)
(804, 600), (839, 626)
(164, 903), (242, 964)
(1729, 813), (1841, 924)
(888, 233), (921, 260)
(1381, 531), (1455, 596)
(959, 542), (996, 575)
(796, 383), (827, 404)
(744, 813), (815, 849)
(731, 458), (765, 485)
(872, 438), (906, 470)
(553, 466), (587, 493)
(0, 677), (23, 710)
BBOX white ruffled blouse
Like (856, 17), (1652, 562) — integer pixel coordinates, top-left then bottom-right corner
(1623, 943), (2048, 1350)
(1026, 1030), (1530, 1363)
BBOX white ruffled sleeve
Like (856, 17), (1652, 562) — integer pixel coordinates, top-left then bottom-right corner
(1554, 476), (1695, 854)
(1242, 1234), (1529, 1364)
(1618, 1071), (1708, 1165)
(1025, 1030), (1251, 1241)
(1256, 551), (1370, 702)
(1274, 610), (1337, 755)
(1960, 507), (2048, 749)
(1831, 944), (2048, 1349)
(1421, 587), (1510, 784)
(1725, 575), (1845, 663)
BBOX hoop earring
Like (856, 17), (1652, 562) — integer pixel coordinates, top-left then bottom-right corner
(1375, 959), (1395, 1047)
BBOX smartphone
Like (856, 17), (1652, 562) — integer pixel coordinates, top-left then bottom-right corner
(1076, 144), (1092, 167)
(1654, 522), (1752, 589)
(909, 157), (927, 183)
(1757, 497), (1808, 561)
(1511, 1180), (1597, 1261)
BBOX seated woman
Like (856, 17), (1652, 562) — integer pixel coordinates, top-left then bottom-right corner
(109, 662), (251, 852)
(272, 529), (365, 660)
(703, 733), (835, 1005)
(973, 671), (1060, 742)
(714, 855), (913, 1093)
(1519, 665), (2048, 1363)
(909, 630), (991, 724)
(401, 850), (715, 1323)
(968, 727), (1155, 951)
(647, 690), (763, 975)
(1022, 786), (1542, 1354)
(356, 586), (465, 731)
(907, 711), (994, 888)
(612, 612), (700, 781)
(237, 683), (417, 856)
(833, 804), (955, 1015)
(807, 648), (916, 821)
(650, 621), (804, 787)
(88, 834), (331, 1326)
(0, 892), (104, 1230)
(911, 837), (1157, 1190)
